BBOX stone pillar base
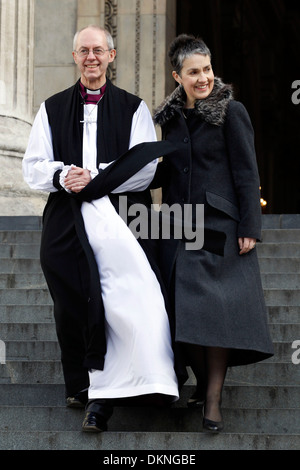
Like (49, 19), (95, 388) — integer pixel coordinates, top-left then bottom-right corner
(0, 116), (47, 216)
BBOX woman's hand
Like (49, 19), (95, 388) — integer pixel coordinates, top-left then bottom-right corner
(238, 237), (257, 255)
(64, 166), (91, 193)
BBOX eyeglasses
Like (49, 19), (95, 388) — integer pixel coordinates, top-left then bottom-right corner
(75, 48), (111, 57)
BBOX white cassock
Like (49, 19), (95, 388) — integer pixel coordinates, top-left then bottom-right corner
(23, 98), (179, 402)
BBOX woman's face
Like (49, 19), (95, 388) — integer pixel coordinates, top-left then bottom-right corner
(172, 54), (214, 107)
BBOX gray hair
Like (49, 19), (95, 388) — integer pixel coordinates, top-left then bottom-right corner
(169, 34), (211, 75)
(73, 25), (114, 51)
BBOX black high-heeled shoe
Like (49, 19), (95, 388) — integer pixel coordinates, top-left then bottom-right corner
(202, 404), (224, 432)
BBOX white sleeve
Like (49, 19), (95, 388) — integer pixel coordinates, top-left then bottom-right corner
(22, 102), (65, 192)
(111, 100), (158, 193)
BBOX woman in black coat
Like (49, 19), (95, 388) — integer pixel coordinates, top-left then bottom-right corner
(153, 34), (274, 432)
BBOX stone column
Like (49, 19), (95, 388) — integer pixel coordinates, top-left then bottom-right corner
(0, 0), (46, 215)
(115, 0), (176, 113)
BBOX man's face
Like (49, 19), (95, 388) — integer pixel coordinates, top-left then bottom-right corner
(72, 28), (116, 89)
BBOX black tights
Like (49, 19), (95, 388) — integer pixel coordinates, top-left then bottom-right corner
(183, 343), (229, 422)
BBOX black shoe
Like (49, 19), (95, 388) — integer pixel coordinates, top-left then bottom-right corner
(202, 404), (224, 433)
(66, 390), (88, 408)
(202, 416), (224, 432)
(82, 400), (113, 433)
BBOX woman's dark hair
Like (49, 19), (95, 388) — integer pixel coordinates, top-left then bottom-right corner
(168, 34), (211, 75)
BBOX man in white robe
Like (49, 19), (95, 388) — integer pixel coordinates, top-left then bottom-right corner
(23, 25), (179, 432)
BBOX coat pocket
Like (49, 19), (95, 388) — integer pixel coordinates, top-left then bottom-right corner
(206, 191), (240, 222)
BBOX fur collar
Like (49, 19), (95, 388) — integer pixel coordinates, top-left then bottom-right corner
(154, 77), (233, 127)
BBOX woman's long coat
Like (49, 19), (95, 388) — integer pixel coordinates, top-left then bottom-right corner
(153, 78), (274, 366)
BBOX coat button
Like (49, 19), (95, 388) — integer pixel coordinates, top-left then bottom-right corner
(183, 137), (189, 143)
(183, 167), (189, 173)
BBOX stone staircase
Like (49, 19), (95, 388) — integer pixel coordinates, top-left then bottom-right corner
(0, 215), (300, 450)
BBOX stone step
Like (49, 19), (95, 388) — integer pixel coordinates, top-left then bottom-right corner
(2, 285), (298, 309)
(0, 383), (65, 406)
(0, 243), (40, 259)
(268, 322), (300, 341)
(1, 360), (298, 385)
(0, 288), (52, 305)
(261, 229), (300, 243)
(0, 230), (41, 244)
(1, 321), (297, 343)
(268, 306), (300, 323)
(0, 305), (298, 327)
(0, 360), (64, 383)
(256, 243), (300, 257)
(0, 305), (298, 325)
(1, 430), (299, 451)
(2, 339), (293, 363)
(2, 340), (295, 367)
(0, 233), (299, 260)
(0, 405), (299, 435)
(264, 289), (300, 306)
(0, 273), (46, 289)
(1, 382), (298, 409)
(5, 341), (60, 360)
(261, 273), (300, 289)
(225, 362), (300, 386)
(0, 258), (43, 273)
(2, 286), (299, 308)
(4, 271), (299, 290)
(258, 257), (300, 273)
(0, 305), (53, 322)
(261, 214), (300, 230)
(0, 216), (42, 231)
(0, 323), (57, 340)
(1, 241), (300, 261)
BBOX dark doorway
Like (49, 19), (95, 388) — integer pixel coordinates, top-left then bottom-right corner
(176, 0), (300, 214)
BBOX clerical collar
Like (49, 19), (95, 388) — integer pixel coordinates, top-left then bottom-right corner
(79, 81), (107, 104)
